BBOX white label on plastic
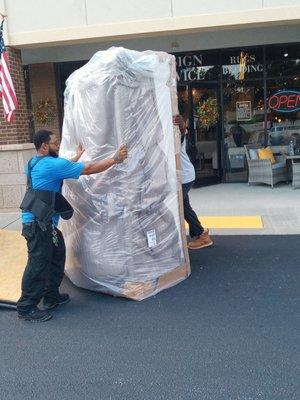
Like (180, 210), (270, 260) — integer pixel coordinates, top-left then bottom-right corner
(146, 229), (157, 248)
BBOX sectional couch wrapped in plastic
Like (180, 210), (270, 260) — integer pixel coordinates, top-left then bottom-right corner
(59, 47), (190, 300)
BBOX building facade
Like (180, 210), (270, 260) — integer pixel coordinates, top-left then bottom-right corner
(0, 0), (300, 205)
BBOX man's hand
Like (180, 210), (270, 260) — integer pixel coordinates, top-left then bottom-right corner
(70, 144), (85, 162)
(76, 144), (85, 159)
(113, 145), (128, 164)
(173, 115), (186, 135)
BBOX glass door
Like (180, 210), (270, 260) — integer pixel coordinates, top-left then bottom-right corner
(188, 83), (222, 185)
(223, 81), (265, 182)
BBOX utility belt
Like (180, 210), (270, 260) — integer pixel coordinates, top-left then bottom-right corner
(20, 188), (73, 224)
(20, 156), (73, 230)
(22, 220), (60, 246)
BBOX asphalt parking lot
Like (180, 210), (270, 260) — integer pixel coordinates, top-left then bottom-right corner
(1, 235), (299, 400)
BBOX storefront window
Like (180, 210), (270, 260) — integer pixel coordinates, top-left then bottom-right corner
(267, 78), (300, 151)
(222, 48), (264, 81)
(223, 81), (265, 181)
(172, 44), (300, 184)
(266, 44), (300, 78)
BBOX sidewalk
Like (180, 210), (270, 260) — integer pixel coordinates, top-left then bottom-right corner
(1, 183), (300, 234)
(190, 182), (300, 235)
(0, 210), (21, 230)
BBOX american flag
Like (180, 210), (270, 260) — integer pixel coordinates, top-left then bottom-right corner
(0, 20), (18, 122)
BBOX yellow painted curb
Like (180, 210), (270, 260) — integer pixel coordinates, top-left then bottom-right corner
(185, 216), (263, 229)
(0, 230), (26, 302)
(1, 216), (263, 302)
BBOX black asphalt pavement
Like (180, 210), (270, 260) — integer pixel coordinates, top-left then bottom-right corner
(1, 235), (299, 400)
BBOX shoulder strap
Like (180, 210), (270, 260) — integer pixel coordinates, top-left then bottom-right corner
(27, 156), (47, 189)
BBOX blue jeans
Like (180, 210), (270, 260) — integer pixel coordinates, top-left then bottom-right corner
(182, 181), (204, 238)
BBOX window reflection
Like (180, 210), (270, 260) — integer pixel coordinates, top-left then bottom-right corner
(266, 44), (300, 77)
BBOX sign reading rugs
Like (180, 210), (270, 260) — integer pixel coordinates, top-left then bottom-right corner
(268, 90), (300, 113)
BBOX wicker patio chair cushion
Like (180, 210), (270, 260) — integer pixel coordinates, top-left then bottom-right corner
(258, 147), (276, 164)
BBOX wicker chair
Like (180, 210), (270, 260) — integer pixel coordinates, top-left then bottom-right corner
(244, 144), (288, 188)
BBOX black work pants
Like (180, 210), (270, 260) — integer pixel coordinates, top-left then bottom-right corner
(182, 181), (204, 238)
(17, 221), (66, 313)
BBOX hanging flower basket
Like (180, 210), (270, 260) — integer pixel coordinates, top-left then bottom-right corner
(196, 97), (219, 128)
(32, 98), (56, 125)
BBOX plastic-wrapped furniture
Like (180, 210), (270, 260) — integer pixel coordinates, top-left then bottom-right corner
(244, 144), (288, 187)
(59, 47), (190, 300)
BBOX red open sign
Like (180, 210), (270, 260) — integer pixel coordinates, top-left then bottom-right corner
(268, 90), (300, 113)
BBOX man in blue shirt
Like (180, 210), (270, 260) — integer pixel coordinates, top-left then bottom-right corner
(17, 130), (127, 322)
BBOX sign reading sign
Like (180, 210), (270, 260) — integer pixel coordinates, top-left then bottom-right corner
(175, 53), (211, 82)
(268, 90), (300, 113)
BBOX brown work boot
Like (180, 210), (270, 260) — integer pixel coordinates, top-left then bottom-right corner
(188, 231), (213, 250)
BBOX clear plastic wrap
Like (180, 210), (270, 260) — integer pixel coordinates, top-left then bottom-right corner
(59, 47), (190, 300)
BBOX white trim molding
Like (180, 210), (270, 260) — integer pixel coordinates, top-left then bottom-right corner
(7, 6), (300, 49)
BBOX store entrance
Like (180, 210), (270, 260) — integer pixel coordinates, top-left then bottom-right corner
(54, 61), (87, 131)
(188, 83), (222, 186)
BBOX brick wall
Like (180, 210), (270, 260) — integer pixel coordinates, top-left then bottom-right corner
(0, 47), (30, 145)
(29, 63), (60, 137)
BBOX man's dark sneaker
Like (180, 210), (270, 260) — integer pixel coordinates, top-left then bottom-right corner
(42, 293), (70, 310)
(18, 307), (52, 323)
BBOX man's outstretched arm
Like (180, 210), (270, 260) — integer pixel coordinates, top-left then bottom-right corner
(81, 145), (128, 175)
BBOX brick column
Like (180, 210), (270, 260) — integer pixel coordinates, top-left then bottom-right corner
(0, 59), (62, 208)
(0, 47), (30, 145)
